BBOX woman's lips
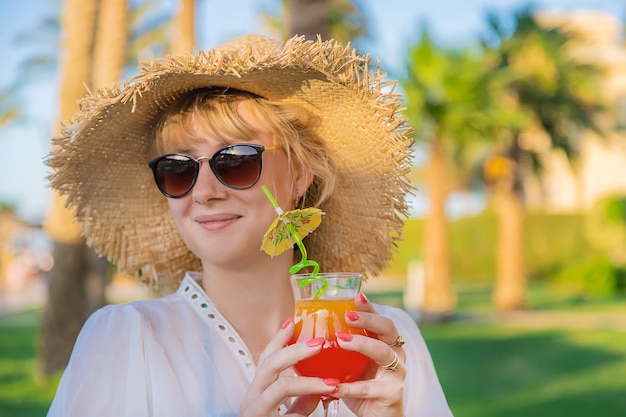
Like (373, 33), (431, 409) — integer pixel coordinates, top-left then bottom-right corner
(195, 214), (240, 232)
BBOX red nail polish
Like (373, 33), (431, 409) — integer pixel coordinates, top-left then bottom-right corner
(346, 311), (359, 321)
(307, 337), (325, 347)
(281, 317), (292, 329)
(359, 293), (368, 304)
(336, 332), (353, 342)
(323, 378), (341, 386)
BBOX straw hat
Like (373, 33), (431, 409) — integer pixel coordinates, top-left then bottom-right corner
(47, 34), (413, 293)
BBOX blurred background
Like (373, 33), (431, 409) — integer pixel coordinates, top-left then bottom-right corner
(1, 0), (625, 416)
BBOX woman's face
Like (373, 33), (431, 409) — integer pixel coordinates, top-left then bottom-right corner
(166, 132), (311, 270)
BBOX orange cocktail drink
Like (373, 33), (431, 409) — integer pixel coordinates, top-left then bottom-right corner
(289, 273), (369, 382)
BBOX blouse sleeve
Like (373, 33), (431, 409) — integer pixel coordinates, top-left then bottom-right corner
(376, 305), (454, 417)
(47, 303), (152, 417)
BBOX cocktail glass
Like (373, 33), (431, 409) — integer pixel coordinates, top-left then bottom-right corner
(289, 272), (369, 417)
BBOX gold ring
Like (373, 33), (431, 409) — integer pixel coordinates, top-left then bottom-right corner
(381, 352), (399, 372)
(389, 335), (405, 348)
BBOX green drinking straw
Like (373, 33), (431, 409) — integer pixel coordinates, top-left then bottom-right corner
(261, 185), (328, 298)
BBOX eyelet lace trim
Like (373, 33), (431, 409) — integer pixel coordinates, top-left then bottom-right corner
(177, 272), (256, 375)
(176, 272), (289, 415)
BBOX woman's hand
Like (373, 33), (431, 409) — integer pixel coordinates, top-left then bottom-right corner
(239, 318), (340, 417)
(333, 294), (407, 417)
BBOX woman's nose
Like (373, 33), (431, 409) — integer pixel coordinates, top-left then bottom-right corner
(191, 162), (228, 203)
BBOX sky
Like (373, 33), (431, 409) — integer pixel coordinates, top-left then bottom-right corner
(0, 0), (624, 223)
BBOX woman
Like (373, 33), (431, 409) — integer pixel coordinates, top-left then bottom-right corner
(46, 35), (453, 417)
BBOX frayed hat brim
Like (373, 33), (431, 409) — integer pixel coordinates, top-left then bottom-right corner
(47, 35), (413, 293)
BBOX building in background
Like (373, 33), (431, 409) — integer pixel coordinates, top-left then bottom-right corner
(526, 11), (626, 213)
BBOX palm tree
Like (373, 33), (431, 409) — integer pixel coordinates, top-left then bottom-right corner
(92, 0), (128, 88)
(265, 0), (366, 44)
(284, 0), (329, 39)
(86, 0), (128, 313)
(484, 9), (607, 310)
(402, 28), (522, 320)
(170, 0), (195, 55)
(40, 0), (99, 378)
(40, 0), (127, 377)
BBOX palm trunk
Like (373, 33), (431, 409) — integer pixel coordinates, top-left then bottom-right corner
(83, 0), (128, 316)
(493, 145), (526, 310)
(493, 182), (526, 310)
(421, 139), (456, 320)
(170, 0), (195, 55)
(39, 242), (88, 375)
(40, 0), (98, 378)
(40, 0), (128, 377)
(92, 0), (128, 87)
(285, 0), (329, 40)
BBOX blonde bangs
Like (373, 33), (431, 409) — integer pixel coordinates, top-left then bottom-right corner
(155, 91), (266, 155)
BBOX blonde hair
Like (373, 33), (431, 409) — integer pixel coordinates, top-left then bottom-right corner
(153, 88), (336, 207)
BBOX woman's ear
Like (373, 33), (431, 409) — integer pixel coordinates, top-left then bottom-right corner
(294, 165), (314, 199)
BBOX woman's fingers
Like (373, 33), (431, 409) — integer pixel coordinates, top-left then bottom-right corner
(241, 318), (336, 416)
(254, 376), (336, 411)
(248, 319), (322, 394)
(285, 394), (323, 416)
(242, 376), (338, 417)
(345, 308), (406, 349)
(336, 331), (406, 372)
(334, 332), (405, 412)
(256, 317), (296, 365)
(355, 292), (377, 312)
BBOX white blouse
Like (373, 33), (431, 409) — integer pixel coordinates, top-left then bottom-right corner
(47, 272), (453, 417)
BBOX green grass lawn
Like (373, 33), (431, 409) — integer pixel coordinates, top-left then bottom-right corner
(421, 323), (626, 417)
(1, 309), (625, 416)
(0, 311), (59, 417)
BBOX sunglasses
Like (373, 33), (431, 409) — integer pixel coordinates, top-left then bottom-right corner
(148, 143), (281, 198)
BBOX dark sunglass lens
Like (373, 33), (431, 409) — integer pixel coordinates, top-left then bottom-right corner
(213, 146), (262, 188)
(156, 156), (197, 197)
